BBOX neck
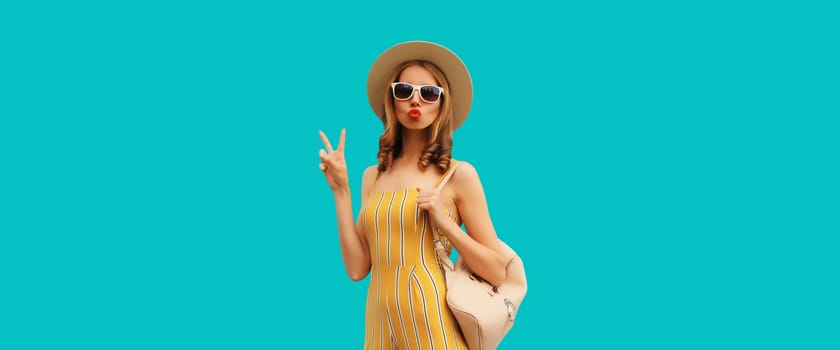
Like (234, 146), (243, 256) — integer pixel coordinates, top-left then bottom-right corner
(399, 128), (430, 161)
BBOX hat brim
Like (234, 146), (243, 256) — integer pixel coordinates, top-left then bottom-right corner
(367, 41), (473, 130)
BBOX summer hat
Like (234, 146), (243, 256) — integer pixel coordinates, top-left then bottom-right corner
(366, 41), (473, 130)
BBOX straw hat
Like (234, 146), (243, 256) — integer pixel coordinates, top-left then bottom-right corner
(366, 41), (473, 130)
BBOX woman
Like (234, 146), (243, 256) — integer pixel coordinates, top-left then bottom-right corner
(318, 41), (507, 349)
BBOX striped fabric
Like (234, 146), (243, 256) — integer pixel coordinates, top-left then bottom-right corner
(360, 164), (467, 350)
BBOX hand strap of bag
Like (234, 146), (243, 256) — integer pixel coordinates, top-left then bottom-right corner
(431, 161), (460, 271)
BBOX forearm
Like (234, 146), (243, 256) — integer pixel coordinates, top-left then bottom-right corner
(439, 221), (507, 286)
(334, 188), (371, 281)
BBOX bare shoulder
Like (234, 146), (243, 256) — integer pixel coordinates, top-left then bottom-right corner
(450, 161), (490, 211)
(361, 165), (379, 187)
(451, 160), (482, 187)
(361, 165), (379, 199)
(362, 165), (379, 181)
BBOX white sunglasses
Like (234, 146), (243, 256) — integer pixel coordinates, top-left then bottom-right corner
(391, 82), (445, 103)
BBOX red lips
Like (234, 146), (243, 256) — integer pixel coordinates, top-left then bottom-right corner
(408, 108), (421, 119)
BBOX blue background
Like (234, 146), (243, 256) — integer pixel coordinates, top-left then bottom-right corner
(2, 1), (838, 349)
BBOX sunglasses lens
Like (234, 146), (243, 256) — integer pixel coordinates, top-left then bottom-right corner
(420, 86), (441, 102)
(393, 83), (414, 100)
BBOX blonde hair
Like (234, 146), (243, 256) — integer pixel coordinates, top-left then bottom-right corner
(377, 61), (454, 174)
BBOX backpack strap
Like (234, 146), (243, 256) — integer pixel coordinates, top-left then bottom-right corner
(431, 161), (461, 262)
(434, 160), (460, 192)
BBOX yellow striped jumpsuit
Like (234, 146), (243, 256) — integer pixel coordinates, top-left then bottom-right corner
(359, 164), (467, 349)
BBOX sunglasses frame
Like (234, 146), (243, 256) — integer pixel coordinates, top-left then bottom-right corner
(391, 82), (445, 103)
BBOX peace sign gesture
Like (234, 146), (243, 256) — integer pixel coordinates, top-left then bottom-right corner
(318, 128), (349, 192)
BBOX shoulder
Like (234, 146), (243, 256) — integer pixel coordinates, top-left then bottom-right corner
(361, 165), (379, 188)
(361, 165), (380, 201)
(362, 165), (379, 180)
(451, 160), (481, 185)
(449, 160), (487, 203)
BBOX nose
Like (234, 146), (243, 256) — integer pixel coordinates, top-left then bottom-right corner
(410, 88), (422, 106)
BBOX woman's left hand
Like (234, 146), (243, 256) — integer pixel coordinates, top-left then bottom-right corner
(416, 187), (449, 234)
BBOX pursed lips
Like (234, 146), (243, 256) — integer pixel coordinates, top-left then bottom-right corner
(408, 108), (421, 119)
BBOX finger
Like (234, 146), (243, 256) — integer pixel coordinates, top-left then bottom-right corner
(318, 130), (335, 153)
(319, 163), (326, 171)
(319, 149), (328, 160)
(337, 128), (346, 152)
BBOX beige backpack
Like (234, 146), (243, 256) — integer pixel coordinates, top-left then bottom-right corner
(432, 162), (528, 349)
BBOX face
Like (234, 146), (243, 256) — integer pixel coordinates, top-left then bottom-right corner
(392, 65), (442, 131)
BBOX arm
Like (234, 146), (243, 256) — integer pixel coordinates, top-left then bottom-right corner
(429, 162), (508, 286)
(333, 166), (377, 281)
(318, 129), (373, 281)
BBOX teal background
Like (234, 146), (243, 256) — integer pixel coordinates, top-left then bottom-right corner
(2, 1), (838, 349)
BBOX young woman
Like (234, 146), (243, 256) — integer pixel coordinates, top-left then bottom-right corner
(318, 41), (507, 349)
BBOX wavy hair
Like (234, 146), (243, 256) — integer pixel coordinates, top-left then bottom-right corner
(377, 61), (454, 174)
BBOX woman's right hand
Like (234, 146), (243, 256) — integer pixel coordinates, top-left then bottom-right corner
(318, 128), (349, 193)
